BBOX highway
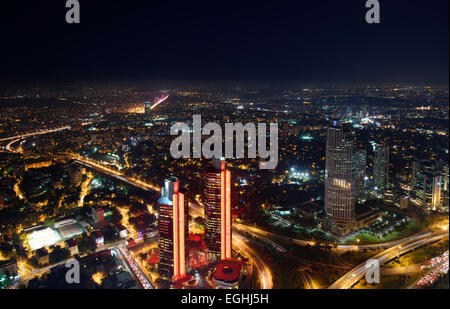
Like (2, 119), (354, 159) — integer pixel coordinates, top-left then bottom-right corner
(406, 251), (449, 289)
(0, 126), (71, 142)
(234, 223), (288, 253)
(149, 94), (169, 110)
(232, 233), (274, 289)
(232, 222), (445, 253)
(5, 139), (21, 153)
(72, 155), (161, 192)
(116, 245), (153, 289)
(329, 230), (449, 289)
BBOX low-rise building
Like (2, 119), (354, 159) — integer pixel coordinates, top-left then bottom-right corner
(65, 239), (79, 256)
(0, 258), (18, 281)
(212, 259), (244, 289)
(36, 248), (49, 265)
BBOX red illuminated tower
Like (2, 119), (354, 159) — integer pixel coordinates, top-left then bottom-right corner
(202, 158), (232, 261)
(158, 177), (188, 280)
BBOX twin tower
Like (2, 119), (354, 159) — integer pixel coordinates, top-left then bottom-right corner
(158, 158), (232, 280)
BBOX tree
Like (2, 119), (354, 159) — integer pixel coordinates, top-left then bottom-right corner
(43, 218), (56, 227)
(109, 207), (123, 225)
(194, 216), (204, 226)
(424, 217), (433, 228)
(49, 246), (70, 264)
(0, 242), (14, 258)
(103, 226), (120, 245)
(77, 232), (96, 255)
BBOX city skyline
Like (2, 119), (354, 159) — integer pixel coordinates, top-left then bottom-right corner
(0, 0), (448, 298)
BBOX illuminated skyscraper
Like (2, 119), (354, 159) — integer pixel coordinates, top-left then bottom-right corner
(414, 161), (445, 211)
(158, 177), (188, 280)
(202, 158), (232, 261)
(443, 164), (449, 193)
(443, 164), (449, 210)
(355, 148), (366, 202)
(410, 161), (418, 189)
(373, 144), (390, 193)
(325, 121), (357, 227)
(144, 101), (151, 115)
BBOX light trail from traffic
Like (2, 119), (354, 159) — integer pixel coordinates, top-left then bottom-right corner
(407, 251), (449, 289)
(233, 233), (273, 289)
(150, 94), (169, 110)
(71, 155), (161, 192)
(233, 222), (446, 252)
(329, 231), (449, 289)
(0, 126), (71, 142)
(5, 139), (21, 153)
(117, 245), (153, 289)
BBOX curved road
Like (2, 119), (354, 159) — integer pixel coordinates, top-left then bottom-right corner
(233, 222), (443, 253)
(329, 230), (448, 289)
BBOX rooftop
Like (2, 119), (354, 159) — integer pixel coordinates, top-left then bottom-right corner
(213, 259), (243, 283)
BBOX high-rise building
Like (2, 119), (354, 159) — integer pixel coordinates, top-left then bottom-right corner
(144, 101), (151, 115)
(373, 144), (390, 193)
(414, 161), (445, 211)
(443, 164), (449, 193)
(410, 161), (418, 190)
(443, 164), (449, 209)
(325, 121), (357, 227)
(384, 188), (409, 209)
(158, 177), (188, 280)
(202, 158), (232, 261)
(355, 148), (366, 202)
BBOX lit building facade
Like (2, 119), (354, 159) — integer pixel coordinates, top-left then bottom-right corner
(144, 101), (151, 115)
(355, 148), (366, 202)
(202, 159), (232, 261)
(373, 144), (390, 194)
(414, 161), (445, 211)
(158, 177), (188, 280)
(325, 121), (357, 227)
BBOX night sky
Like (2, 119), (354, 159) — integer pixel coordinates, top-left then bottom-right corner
(1, 0), (448, 85)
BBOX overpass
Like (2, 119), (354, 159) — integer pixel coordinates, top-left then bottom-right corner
(329, 230), (448, 289)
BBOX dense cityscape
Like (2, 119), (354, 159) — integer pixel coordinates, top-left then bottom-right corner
(0, 1), (448, 301)
(0, 85), (448, 290)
